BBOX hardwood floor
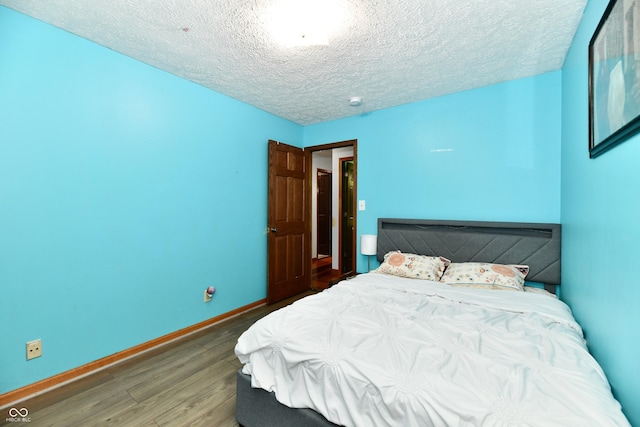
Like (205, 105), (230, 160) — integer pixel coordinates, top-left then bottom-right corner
(311, 257), (346, 291)
(1, 292), (313, 427)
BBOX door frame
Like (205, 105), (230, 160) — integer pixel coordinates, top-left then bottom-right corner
(306, 139), (358, 280)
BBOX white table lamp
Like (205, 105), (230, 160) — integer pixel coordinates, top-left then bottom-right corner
(360, 234), (377, 272)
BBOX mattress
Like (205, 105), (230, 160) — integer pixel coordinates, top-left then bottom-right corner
(234, 273), (629, 426)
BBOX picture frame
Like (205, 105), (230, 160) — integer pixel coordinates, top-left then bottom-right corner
(589, 0), (640, 158)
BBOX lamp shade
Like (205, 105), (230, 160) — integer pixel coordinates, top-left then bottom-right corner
(360, 234), (377, 256)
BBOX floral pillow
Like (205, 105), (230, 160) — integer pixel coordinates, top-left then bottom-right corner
(439, 262), (529, 291)
(375, 251), (450, 281)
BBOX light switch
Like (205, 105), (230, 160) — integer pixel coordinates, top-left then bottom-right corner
(358, 200), (366, 211)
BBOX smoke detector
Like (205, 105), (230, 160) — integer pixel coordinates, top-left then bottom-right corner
(349, 96), (362, 107)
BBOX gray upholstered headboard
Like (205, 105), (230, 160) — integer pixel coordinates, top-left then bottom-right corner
(377, 218), (561, 290)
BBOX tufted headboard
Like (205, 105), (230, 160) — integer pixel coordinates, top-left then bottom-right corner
(377, 218), (561, 292)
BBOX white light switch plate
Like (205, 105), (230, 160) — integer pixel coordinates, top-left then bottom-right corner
(358, 200), (366, 211)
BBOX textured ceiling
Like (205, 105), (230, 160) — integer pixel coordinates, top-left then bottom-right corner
(1, 0), (587, 125)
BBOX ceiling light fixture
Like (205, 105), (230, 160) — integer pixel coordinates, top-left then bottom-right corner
(349, 96), (362, 107)
(265, 0), (347, 47)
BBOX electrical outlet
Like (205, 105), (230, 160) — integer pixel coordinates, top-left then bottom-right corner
(204, 290), (212, 303)
(26, 339), (42, 360)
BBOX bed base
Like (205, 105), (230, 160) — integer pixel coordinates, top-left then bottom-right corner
(236, 370), (339, 427)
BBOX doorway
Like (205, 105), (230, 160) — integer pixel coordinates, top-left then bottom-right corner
(309, 140), (357, 290)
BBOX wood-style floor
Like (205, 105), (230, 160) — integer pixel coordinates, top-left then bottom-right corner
(1, 291), (313, 427)
(311, 256), (344, 291)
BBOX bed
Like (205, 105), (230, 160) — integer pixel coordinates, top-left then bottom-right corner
(234, 219), (630, 426)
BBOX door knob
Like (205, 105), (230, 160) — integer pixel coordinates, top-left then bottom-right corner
(270, 227), (278, 233)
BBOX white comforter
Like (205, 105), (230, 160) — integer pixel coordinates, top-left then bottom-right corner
(235, 273), (629, 426)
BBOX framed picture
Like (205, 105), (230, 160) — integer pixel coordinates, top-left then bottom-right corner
(589, 0), (640, 158)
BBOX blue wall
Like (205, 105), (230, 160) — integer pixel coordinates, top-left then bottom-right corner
(0, 6), (302, 393)
(305, 72), (562, 270)
(3, 5), (635, 423)
(561, 1), (639, 424)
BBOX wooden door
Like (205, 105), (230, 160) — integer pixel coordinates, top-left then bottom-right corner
(267, 140), (309, 304)
(316, 169), (332, 257)
(340, 158), (355, 274)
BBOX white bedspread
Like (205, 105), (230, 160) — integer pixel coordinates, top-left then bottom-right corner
(235, 273), (630, 426)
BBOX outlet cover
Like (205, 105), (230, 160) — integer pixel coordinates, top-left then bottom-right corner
(26, 339), (42, 360)
(204, 290), (212, 303)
